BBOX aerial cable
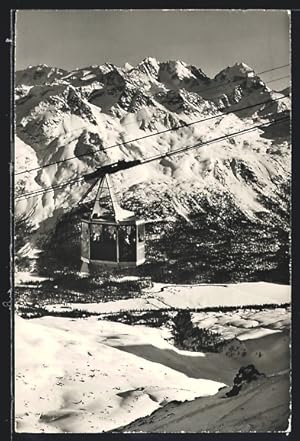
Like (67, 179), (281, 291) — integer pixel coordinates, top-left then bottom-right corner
(141, 115), (289, 165)
(15, 62), (289, 158)
(16, 65), (290, 168)
(15, 115), (289, 202)
(15, 92), (289, 176)
(23, 71), (289, 157)
(258, 64), (289, 75)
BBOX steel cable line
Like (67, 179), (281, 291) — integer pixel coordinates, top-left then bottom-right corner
(15, 69), (289, 166)
(15, 115), (289, 202)
(15, 176), (87, 200)
(19, 72), (289, 159)
(15, 63), (289, 168)
(15, 92), (290, 177)
(141, 115), (290, 165)
(258, 64), (289, 75)
(174, 67), (289, 95)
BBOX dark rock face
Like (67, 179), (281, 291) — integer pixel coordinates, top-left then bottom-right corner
(226, 364), (265, 397)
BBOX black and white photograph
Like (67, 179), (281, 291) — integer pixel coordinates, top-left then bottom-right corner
(14, 9), (291, 433)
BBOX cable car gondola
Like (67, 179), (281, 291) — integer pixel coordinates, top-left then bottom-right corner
(80, 164), (145, 274)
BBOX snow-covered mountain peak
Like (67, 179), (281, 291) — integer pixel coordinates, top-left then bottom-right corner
(214, 62), (256, 82)
(123, 62), (134, 71)
(36, 64), (49, 69)
(160, 59), (197, 80)
(135, 57), (160, 78)
(16, 65), (68, 86)
(234, 61), (254, 72)
(142, 56), (160, 67)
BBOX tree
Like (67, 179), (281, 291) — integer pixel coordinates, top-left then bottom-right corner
(172, 310), (194, 347)
(172, 310), (225, 353)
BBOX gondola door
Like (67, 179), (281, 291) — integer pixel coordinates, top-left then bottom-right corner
(81, 221), (90, 260)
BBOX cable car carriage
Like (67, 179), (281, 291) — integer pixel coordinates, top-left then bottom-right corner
(80, 170), (145, 273)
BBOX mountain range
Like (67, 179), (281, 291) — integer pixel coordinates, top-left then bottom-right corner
(15, 58), (291, 278)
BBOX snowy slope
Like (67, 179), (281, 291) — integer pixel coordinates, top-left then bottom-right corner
(15, 315), (225, 433)
(119, 372), (290, 432)
(15, 297), (290, 433)
(44, 281), (290, 315)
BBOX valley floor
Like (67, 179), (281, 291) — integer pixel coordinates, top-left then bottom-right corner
(14, 281), (291, 433)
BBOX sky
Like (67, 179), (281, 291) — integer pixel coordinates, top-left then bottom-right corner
(15, 10), (290, 89)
